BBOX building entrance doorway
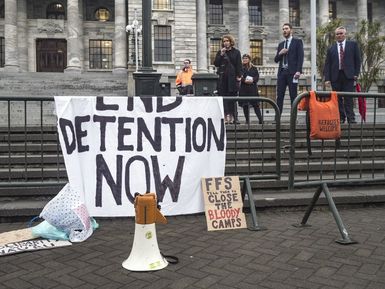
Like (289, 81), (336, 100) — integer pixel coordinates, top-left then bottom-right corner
(36, 39), (67, 72)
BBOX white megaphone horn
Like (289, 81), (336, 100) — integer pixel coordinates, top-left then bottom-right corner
(122, 193), (168, 271)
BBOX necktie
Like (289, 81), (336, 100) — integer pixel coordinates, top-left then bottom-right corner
(283, 40), (288, 66)
(339, 42), (344, 70)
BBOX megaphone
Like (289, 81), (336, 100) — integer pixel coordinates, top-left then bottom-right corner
(122, 193), (168, 271)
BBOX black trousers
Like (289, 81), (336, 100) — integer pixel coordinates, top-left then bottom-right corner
(223, 92), (237, 116)
(276, 69), (298, 115)
(331, 70), (355, 122)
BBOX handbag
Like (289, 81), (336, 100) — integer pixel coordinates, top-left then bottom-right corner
(309, 91), (341, 140)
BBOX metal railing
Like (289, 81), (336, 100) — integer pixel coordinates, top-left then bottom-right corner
(223, 96), (281, 230)
(0, 96), (65, 192)
(289, 91), (385, 189)
(288, 91), (385, 244)
(0, 95), (282, 230)
(224, 96), (281, 180)
(0, 95), (282, 179)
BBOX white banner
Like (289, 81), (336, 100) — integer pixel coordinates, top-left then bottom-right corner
(55, 96), (226, 216)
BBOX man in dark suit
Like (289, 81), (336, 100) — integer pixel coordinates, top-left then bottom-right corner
(324, 26), (361, 124)
(274, 23), (304, 116)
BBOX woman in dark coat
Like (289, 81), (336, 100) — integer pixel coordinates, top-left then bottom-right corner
(238, 54), (263, 124)
(214, 34), (242, 124)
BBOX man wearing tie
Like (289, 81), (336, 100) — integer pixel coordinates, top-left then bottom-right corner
(324, 26), (361, 124)
(274, 23), (304, 116)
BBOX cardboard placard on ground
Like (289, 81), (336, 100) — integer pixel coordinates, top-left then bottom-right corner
(0, 228), (36, 246)
(201, 176), (247, 231)
(0, 239), (72, 256)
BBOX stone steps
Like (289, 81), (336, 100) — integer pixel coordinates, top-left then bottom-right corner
(0, 72), (128, 97)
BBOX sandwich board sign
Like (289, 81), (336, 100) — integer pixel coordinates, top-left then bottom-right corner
(201, 176), (247, 231)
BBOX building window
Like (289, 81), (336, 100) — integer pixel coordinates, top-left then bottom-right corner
(0, 5), (4, 19)
(289, 0), (300, 27)
(329, 0), (336, 20)
(89, 40), (113, 69)
(95, 8), (110, 22)
(154, 26), (172, 62)
(378, 86), (385, 108)
(250, 39), (263, 66)
(210, 38), (221, 65)
(209, 0), (223, 25)
(249, 0), (262, 26)
(0, 37), (4, 67)
(47, 3), (65, 19)
(153, 0), (172, 10)
(368, 1), (373, 23)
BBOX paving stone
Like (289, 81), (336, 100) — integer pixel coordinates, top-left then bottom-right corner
(315, 266), (338, 277)
(193, 275), (220, 288)
(359, 263), (382, 275)
(355, 248), (374, 257)
(3, 277), (34, 289)
(294, 250), (314, 261)
(168, 277), (196, 289)
(27, 277), (59, 289)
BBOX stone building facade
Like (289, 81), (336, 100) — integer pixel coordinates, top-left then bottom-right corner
(0, 0), (384, 102)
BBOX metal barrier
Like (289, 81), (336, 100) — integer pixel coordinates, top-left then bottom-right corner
(223, 96), (281, 230)
(289, 91), (385, 244)
(0, 96), (66, 194)
(0, 95), (281, 230)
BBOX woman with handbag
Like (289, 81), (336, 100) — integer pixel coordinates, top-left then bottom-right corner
(239, 54), (263, 124)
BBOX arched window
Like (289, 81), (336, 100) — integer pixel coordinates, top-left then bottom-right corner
(95, 8), (110, 22)
(47, 3), (65, 19)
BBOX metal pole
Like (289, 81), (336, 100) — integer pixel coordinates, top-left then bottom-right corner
(134, 10), (139, 72)
(310, 0), (317, 90)
(244, 178), (266, 231)
(141, 0), (152, 70)
(322, 183), (357, 245)
(293, 185), (322, 227)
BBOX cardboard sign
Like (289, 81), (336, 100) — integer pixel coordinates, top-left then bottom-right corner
(201, 176), (247, 231)
(0, 239), (72, 256)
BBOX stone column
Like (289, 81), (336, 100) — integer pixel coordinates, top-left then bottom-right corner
(113, 0), (127, 74)
(238, 0), (249, 55)
(279, 0), (289, 27)
(357, 0), (368, 22)
(4, 0), (19, 72)
(65, 0), (82, 73)
(17, 0), (28, 72)
(196, 0), (208, 72)
(318, 0), (329, 26)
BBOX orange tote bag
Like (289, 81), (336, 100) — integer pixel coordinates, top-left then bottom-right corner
(309, 91), (341, 140)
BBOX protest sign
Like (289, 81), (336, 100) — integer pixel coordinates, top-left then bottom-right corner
(201, 176), (247, 231)
(55, 96), (226, 216)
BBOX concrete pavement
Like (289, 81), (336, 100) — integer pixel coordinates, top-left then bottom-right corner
(0, 206), (385, 289)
